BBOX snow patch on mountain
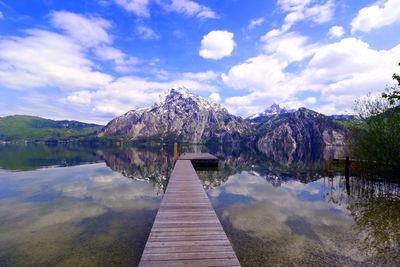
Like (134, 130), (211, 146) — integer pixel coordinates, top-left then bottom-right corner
(98, 86), (253, 143)
(247, 104), (295, 121)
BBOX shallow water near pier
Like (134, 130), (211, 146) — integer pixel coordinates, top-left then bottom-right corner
(0, 144), (399, 266)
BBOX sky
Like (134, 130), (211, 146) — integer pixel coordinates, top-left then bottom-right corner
(0, 0), (400, 124)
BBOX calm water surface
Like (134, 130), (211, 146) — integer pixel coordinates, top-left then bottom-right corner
(0, 144), (399, 266)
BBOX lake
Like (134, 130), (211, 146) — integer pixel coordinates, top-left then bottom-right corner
(0, 144), (398, 266)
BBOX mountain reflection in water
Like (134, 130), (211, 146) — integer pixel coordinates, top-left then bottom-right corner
(0, 143), (398, 266)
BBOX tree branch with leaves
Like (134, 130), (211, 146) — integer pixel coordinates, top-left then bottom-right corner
(352, 62), (400, 168)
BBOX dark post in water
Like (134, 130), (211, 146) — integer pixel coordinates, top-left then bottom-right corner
(345, 156), (350, 196)
(345, 156), (350, 179)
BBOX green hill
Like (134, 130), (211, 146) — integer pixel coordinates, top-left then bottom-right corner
(0, 115), (103, 141)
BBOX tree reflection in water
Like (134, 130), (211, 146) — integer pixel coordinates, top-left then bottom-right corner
(324, 175), (400, 265)
(2, 143), (397, 264)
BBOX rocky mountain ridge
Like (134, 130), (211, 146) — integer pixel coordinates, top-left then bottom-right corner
(256, 107), (349, 165)
(98, 87), (350, 156)
(98, 87), (254, 143)
(246, 104), (296, 131)
(247, 104), (295, 121)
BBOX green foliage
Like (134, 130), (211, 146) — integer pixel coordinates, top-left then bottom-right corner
(334, 119), (364, 129)
(352, 63), (400, 167)
(0, 115), (103, 141)
(382, 62), (400, 105)
(0, 144), (100, 171)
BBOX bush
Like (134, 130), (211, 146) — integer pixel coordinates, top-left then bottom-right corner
(352, 63), (400, 168)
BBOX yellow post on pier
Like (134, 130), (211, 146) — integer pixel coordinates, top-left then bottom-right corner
(173, 142), (178, 165)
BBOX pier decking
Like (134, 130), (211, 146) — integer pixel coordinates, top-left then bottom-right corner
(179, 153), (219, 168)
(139, 153), (240, 266)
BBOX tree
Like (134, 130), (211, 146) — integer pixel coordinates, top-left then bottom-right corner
(352, 63), (400, 168)
(382, 62), (400, 105)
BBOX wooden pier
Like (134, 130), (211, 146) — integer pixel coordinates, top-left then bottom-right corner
(139, 153), (240, 266)
(178, 153), (219, 168)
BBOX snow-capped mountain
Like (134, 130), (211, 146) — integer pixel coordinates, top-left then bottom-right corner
(247, 104), (295, 121)
(257, 107), (349, 165)
(246, 104), (295, 131)
(98, 86), (254, 143)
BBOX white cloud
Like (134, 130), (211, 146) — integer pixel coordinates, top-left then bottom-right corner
(50, 11), (112, 47)
(305, 97), (317, 104)
(197, 9), (218, 19)
(66, 90), (92, 106)
(91, 77), (161, 115)
(0, 29), (112, 90)
(307, 38), (388, 83)
(268, 0), (335, 38)
(328, 26), (344, 38)
(199, 30), (236, 60)
(282, 180), (320, 194)
(114, 0), (218, 19)
(67, 75), (219, 117)
(222, 54), (287, 93)
(150, 69), (169, 80)
(166, 78), (218, 93)
(136, 25), (160, 40)
(49, 11), (141, 74)
(114, 0), (150, 17)
(284, 10), (304, 25)
(183, 70), (218, 81)
(0, 11), (3, 19)
(304, 0), (335, 24)
(303, 39), (400, 113)
(219, 173), (367, 262)
(223, 32), (317, 95)
(261, 32), (319, 62)
(94, 45), (138, 73)
(148, 58), (160, 66)
(94, 45), (125, 62)
(351, 0), (400, 33)
(208, 92), (221, 102)
(50, 11), (138, 73)
(248, 18), (264, 30)
(161, 0), (219, 19)
(223, 32), (400, 116)
(277, 0), (313, 12)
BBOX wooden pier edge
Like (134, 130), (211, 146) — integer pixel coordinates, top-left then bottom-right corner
(139, 153), (240, 266)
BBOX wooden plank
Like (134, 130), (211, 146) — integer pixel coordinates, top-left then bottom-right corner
(147, 235), (229, 242)
(140, 258), (241, 267)
(139, 157), (240, 266)
(153, 216), (218, 221)
(144, 240), (232, 248)
(149, 232), (225, 237)
(178, 153), (219, 168)
(150, 227), (224, 233)
(141, 251), (237, 261)
(178, 153), (218, 160)
(142, 245), (234, 254)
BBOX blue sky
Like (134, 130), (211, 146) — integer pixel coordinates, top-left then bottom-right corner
(0, 0), (400, 124)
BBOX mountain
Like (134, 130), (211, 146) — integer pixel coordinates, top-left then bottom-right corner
(329, 114), (358, 121)
(96, 146), (173, 194)
(0, 115), (103, 141)
(98, 87), (254, 144)
(247, 104), (295, 120)
(247, 104), (295, 131)
(256, 107), (349, 165)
